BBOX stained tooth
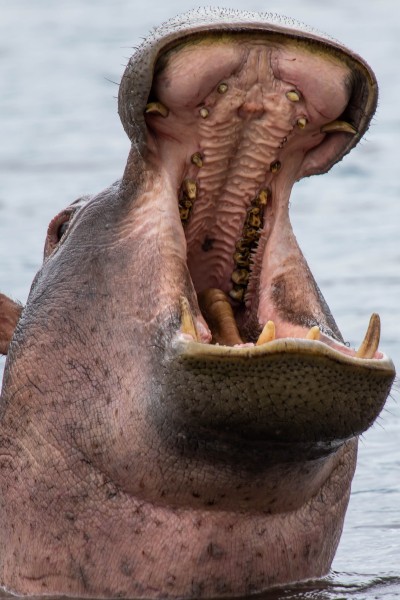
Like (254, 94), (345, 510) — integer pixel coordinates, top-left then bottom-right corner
(321, 120), (357, 135)
(270, 161), (281, 173)
(228, 287), (245, 303)
(199, 107), (209, 119)
(256, 321), (276, 346)
(246, 207), (262, 229)
(286, 90), (300, 102)
(191, 152), (203, 168)
(198, 289), (243, 346)
(184, 179), (197, 200)
(231, 269), (249, 286)
(179, 207), (191, 222)
(257, 189), (269, 206)
(242, 228), (260, 243)
(145, 102), (169, 118)
(235, 238), (251, 253)
(180, 296), (198, 341)
(217, 83), (228, 94)
(233, 250), (250, 268)
(356, 313), (380, 359)
(297, 117), (308, 129)
(306, 326), (320, 341)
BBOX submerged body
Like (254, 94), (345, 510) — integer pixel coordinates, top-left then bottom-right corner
(0, 9), (395, 599)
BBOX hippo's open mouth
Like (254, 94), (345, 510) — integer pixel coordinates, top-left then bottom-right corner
(138, 34), (381, 359)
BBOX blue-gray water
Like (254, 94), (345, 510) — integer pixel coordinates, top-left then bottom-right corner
(0, 0), (399, 598)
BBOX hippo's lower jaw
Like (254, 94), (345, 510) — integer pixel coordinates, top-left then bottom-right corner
(0, 12), (396, 600)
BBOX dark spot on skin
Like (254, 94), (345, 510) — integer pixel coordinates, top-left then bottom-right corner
(192, 491), (200, 498)
(120, 560), (134, 577)
(65, 512), (75, 522)
(202, 236), (215, 252)
(207, 543), (225, 559)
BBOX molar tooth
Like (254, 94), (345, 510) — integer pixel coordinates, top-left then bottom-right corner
(270, 161), (281, 173)
(242, 228), (260, 243)
(306, 326), (321, 341)
(286, 90), (300, 102)
(179, 207), (191, 222)
(256, 321), (276, 346)
(191, 152), (203, 168)
(257, 189), (269, 206)
(356, 313), (380, 359)
(184, 179), (197, 200)
(297, 117), (308, 129)
(321, 120), (357, 135)
(199, 107), (209, 119)
(228, 286), (245, 303)
(246, 212), (262, 229)
(180, 296), (198, 341)
(145, 102), (169, 118)
(233, 250), (250, 268)
(235, 238), (251, 253)
(231, 269), (249, 286)
(217, 83), (228, 94)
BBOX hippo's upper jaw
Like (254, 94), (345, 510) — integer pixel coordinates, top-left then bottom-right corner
(0, 9), (395, 600)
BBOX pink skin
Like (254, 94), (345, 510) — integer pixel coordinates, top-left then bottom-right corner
(0, 16), (394, 600)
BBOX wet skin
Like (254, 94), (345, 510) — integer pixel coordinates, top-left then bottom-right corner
(0, 9), (396, 599)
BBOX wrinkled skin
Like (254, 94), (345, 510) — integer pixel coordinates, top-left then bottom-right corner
(0, 9), (396, 599)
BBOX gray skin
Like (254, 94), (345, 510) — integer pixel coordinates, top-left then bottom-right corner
(0, 9), (396, 599)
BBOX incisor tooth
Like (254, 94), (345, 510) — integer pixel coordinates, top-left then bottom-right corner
(306, 326), (320, 341)
(256, 321), (275, 346)
(145, 102), (169, 117)
(356, 313), (380, 359)
(180, 296), (198, 341)
(321, 120), (357, 135)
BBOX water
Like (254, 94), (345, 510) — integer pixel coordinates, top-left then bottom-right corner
(0, 0), (399, 598)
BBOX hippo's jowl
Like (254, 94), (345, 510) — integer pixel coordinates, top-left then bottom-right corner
(0, 9), (395, 599)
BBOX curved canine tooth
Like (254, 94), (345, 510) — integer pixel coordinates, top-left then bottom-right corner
(321, 120), (357, 135)
(286, 90), (300, 102)
(180, 296), (198, 341)
(306, 326), (321, 341)
(145, 102), (169, 118)
(356, 313), (381, 359)
(184, 179), (197, 200)
(198, 289), (243, 346)
(256, 321), (275, 346)
(191, 152), (203, 168)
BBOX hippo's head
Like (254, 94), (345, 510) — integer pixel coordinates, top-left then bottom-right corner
(0, 9), (395, 599)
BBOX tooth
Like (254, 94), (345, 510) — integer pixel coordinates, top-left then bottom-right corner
(199, 107), (209, 119)
(217, 83), (228, 94)
(145, 102), (169, 117)
(257, 189), (269, 206)
(184, 179), (197, 200)
(256, 321), (276, 346)
(246, 207), (262, 229)
(270, 161), (281, 173)
(297, 117), (308, 129)
(286, 90), (300, 102)
(179, 206), (191, 222)
(231, 269), (249, 286)
(321, 120), (357, 135)
(180, 296), (198, 341)
(306, 326), (320, 341)
(356, 313), (380, 359)
(233, 250), (250, 268)
(229, 287), (245, 303)
(191, 152), (203, 168)
(198, 289), (243, 346)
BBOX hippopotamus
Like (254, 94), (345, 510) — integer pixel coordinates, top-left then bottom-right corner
(0, 8), (396, 599)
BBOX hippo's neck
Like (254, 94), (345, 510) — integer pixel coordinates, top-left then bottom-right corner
(0, 427), (356, 598)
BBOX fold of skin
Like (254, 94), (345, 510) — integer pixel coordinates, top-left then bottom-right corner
(0, 9), (395, 599)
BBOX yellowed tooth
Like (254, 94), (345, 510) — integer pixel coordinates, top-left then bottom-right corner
(229, 287), (245, 303)
(321, 120), (357, 135)
(257, 189), (269, 206)
(297, 117), (308, 129)
(306, 326), (321, 341)
(217, 83), (228, 94)
(191, 152), (203, 168)
(180, 296), (198, 341)
(184, 179), (197, 200)
(256, 321), (276, 346)
(231, 269), (249, 286)
(286, 90), (300, 102)
(270, 160), (281, 173)
(356, 313), (380, 359)
(145, 102), (169, 118)
(199, 107), (209, 119)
